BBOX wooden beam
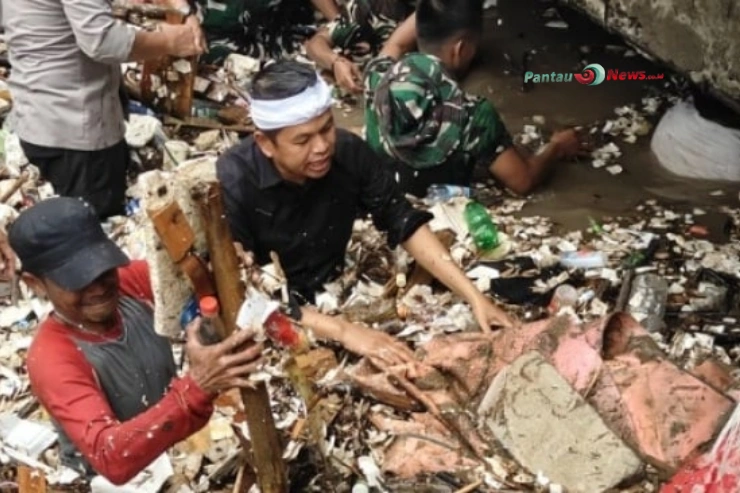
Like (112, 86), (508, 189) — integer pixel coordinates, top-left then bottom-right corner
(194, 182), (288, 493)
(17, 466), (47, 493)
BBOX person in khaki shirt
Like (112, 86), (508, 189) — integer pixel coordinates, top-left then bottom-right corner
(1, 0), (205, 218)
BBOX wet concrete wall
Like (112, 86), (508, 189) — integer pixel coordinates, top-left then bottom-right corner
(561, 0), (740, 109)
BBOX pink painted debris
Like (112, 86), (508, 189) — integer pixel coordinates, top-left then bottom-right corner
(351, 312), (737, 481)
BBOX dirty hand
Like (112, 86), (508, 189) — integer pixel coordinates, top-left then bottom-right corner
(471, 295), (517, 332)
(160, 23), (205, 57)
(0, 233), (16, 281)
(340, 322), (417, 368)
(550, 129), (588, 159)
(333, 57), (363, 94)
(186, 319), (264, 394)
(184, 15), (207, 54)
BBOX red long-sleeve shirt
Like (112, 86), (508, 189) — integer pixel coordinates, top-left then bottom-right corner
(26, 260), (214, 485)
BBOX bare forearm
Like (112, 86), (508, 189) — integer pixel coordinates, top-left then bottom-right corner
(402, 225), (480, 303)
(524, 141), (563, 186)
(311, 0), (340, 21)
(299, 306), (347, 343)
(380, 14), (416, 60)
(306, 31), (339, 71)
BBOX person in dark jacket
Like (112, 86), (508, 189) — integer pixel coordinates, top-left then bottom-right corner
(217, 60), (517, 366)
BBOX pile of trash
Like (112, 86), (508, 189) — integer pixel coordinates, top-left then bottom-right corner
(1, 6), (740, 491)
(0, 150), (738, 491)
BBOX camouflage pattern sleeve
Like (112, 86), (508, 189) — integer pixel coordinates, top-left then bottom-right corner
(466, 98), (514, 168)
(326, 0), (368, 50)
(327, 0), (411, 54)
(362, 55), (396, 155)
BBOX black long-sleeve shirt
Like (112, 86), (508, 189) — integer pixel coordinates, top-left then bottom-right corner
(217, 128), (432, 302)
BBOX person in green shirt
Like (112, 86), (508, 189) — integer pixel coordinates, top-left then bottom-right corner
(305, 0), (415, 93)
(196, 0), (340, 64)
(363, 0), (585, 198)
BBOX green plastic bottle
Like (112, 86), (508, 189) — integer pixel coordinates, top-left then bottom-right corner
(464, 201), (500, 250)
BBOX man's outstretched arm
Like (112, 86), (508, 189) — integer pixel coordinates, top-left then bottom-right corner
(378, 13), (417, 61)
(401, 224), (516, 330)
(490, 129), (586, 195)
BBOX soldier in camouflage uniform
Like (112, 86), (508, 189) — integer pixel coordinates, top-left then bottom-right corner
(363, 0), (584, 197)
(364, 52), (513, 196)
(196, 0), (338, 64)
(305, 0), (415, 93)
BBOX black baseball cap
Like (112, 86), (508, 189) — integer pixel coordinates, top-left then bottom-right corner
(8, 197), (129, 291)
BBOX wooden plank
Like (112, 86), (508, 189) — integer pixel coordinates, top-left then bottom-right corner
(164, 116), (254, 134)
(17, 466), (47, 493)
(147, 200), (195, 263)
(194, 182), (288, 492)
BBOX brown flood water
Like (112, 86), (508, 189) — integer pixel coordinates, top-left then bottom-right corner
(335, 0), (739, 231)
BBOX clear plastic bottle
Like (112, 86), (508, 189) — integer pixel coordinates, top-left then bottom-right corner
(198, 296), (223, 345)
(464, 201), (500, 250)
(559, 250), (608, 269)
(548, 284), (578, 315)
(426, 184), (472, 204)
(351, 481), (370, 493)
(626, 273), (668, 332)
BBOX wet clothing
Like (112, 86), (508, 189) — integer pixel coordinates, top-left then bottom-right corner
(217, 128), (432, 303)
(27, 262), (214, 483)
(363, 53), (514, 197)
(20, 140), (129, 219)
(196, 0), (316, 64)
(325, 0), (414, 64)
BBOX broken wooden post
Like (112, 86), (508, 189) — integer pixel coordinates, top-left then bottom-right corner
(194, 182), (288, 493)
(17, 466), (47, 493)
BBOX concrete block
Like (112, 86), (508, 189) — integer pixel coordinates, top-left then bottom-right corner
(478, 351), (643, 493)
(562, 0), (740, 108)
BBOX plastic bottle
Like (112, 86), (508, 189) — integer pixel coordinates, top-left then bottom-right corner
(264, 309), (309, 353)
(426, 184), (472, 204)
(180, 296), (199, 329)
(559, 250), (608, 269)
(351, 481), (370, 493)
(626, 273), (668, 333)
(198, 296), (223, 345)
(191, 100), (220, 118)
(464, 201), (500, 251)
(548, 284), (578, 315)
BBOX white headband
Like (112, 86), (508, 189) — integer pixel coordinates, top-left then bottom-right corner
(250, 75), (334, 130)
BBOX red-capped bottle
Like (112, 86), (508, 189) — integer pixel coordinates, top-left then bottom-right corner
(198, 296), (223, 345)
(264, 309), (308, 352)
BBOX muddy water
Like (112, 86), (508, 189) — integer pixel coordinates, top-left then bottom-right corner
(334, 0), (739, 231)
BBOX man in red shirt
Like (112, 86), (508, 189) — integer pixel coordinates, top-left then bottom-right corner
(8, 197), (263, 484)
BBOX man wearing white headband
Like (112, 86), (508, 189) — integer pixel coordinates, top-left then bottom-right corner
(217, 60), (516, 365)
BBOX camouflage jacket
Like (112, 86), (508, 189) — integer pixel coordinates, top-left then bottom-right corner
(325, 0), (414, 63)
(363, 53), (513, 174)
(195, 0), (314, 62)
(196, 0), (280, 34)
